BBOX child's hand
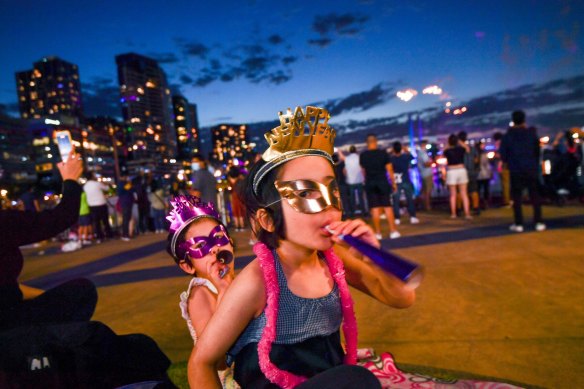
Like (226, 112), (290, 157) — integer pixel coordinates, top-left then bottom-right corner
(328, 219), (380, 261)
(207, 259), (233, 292)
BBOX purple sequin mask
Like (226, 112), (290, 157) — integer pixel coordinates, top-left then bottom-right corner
(177, 224), (232, 261)
(167, 195), (232, 262)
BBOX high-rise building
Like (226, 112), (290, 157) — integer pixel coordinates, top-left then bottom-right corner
(115, 53), (175, 172)
(0, 114), (36, 189)
(15, 56), (83, 120)
(172, 95), (201, 161)
(187, 103), (201, 155)
(211, 124), (249, 165)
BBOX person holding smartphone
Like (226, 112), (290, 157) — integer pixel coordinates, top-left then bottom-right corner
(0, 148), (97, 330)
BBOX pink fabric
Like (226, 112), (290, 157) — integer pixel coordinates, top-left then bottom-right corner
(253, 242), (358, 388)
(358, 349), (524, 389)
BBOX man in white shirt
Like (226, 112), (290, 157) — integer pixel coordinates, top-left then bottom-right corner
(83, 173), (113, 241)
(343, 145), (368, 217)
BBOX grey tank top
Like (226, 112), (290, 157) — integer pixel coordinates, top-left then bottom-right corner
(228, 250), (342, 359)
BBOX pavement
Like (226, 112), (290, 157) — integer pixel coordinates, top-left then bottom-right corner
(20, 204), (584, 389)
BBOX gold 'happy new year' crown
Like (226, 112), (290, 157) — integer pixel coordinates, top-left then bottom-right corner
(253, 106), (337, 195)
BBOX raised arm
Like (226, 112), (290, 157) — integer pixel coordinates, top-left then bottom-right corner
(188, 261), (265, 388)
(328, 219), (415, 308)
(336, 244), (415, 308)
(458, 139), (470, 153)
(0, 151), (83, 247)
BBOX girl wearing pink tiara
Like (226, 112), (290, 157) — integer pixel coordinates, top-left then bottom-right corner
(188, 107), (415, 389)
(166, 195), (238, 387)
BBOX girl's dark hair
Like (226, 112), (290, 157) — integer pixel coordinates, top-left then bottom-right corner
(166, 228), (190, 266)
(238, 159), (286, 249)
(448, 134), (458, 147)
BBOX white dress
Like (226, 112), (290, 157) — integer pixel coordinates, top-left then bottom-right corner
(179, 277), (218, 344)
(179, 277), (239, 388)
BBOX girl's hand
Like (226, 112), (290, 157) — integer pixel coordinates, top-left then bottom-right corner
(207, 259), (233, 292)
(328, 219), (380, 261)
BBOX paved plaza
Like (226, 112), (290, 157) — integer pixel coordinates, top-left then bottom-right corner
(20, 205), (584, 388)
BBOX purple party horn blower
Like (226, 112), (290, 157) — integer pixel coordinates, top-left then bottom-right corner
(327, 227), (423, 289)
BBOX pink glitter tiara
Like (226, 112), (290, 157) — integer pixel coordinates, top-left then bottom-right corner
(167, 195), (221, 260)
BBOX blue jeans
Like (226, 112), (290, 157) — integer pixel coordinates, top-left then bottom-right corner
(151, 208), (166, 231)
(392, 182), (416, 218)
(347, 183), (368, 217)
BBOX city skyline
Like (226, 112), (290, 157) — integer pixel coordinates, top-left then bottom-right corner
(1, 1), (582, 129)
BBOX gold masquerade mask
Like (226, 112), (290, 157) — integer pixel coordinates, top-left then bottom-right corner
(267, 179), (342, 214)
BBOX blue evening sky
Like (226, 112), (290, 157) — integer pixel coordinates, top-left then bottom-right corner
(0, 0), (582, 125)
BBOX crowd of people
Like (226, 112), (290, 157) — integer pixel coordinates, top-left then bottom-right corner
(3, 111), (582, 252)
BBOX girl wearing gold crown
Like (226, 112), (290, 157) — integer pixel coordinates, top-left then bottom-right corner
(188, 106), (415, 389)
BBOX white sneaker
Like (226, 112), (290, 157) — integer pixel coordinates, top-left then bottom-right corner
(121, 237), (131, 241)
(410, 217), (420, 224)
(394, 219), (401, 225)
(389, 231), (401, 239)
(535, 223), (546, 232)
(509, 224), (524, 233)
(61, 240), (82, 252)
(375, 233), (382, 240)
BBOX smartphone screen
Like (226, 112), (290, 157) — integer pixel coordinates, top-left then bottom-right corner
(54, 130), (73, 162)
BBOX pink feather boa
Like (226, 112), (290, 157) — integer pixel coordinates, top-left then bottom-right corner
(253, 242), (358, 388)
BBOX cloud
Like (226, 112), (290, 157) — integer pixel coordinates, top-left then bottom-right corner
(313, 82), (396, 116)
(180, 74), (194, 84)
(334, 74), (584, 143)
(311, 12), (369, 38)
(176, 40), (210, 58)
(281, 56), (297, 65)
(308, 38), (333, 47)
(268, 34), (284, 45)
(81, 77), (122, 119)
(195, 73), (217, 87)
(149, 52), (180, 64)
(191, 43), (295, 87)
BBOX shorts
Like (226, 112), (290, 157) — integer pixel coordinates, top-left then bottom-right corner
(421, 175), (434, 193)
(365, 180), (392, 208)
(446, 167), (469, 186)
(79, 214), (92, 226)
